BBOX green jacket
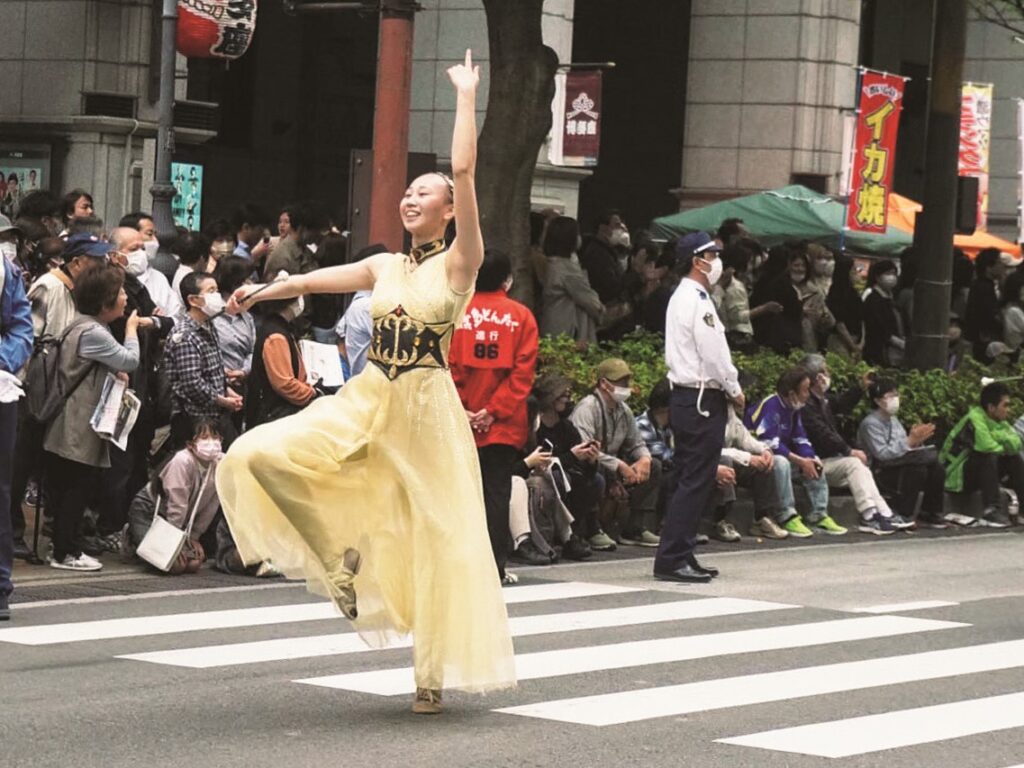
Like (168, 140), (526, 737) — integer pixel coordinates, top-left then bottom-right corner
(940, 405), (1023, 492)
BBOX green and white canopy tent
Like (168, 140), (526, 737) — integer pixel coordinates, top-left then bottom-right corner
(649, 184), (913, 255)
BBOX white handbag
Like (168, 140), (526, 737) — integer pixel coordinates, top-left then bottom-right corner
(136, 466), (213, 572)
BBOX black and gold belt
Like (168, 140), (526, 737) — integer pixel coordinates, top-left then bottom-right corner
(367, 305), (454, 381)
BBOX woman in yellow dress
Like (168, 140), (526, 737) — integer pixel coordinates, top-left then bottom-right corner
(217, 51), (516, 714)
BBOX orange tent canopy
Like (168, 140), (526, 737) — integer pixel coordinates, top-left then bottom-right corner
(887, 192), (1021, 260)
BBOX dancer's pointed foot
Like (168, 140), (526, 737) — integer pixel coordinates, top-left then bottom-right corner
(329, 548), (362, 620)
(412, 687), (443, 714)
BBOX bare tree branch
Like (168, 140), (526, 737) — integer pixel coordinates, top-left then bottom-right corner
(970, 0), (1024, 36)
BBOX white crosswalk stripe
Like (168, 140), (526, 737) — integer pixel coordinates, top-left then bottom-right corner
(718, 692), (1024, 758)
(119, 597), (796, 668)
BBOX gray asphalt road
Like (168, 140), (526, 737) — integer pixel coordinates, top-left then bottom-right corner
(3, 532), (1023, 768)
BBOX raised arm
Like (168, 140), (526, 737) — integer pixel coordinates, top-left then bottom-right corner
(445, 49), (484, 294)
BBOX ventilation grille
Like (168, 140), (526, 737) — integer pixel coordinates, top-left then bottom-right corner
(174, 100), (219, 132)
(82, 92), (137, 119)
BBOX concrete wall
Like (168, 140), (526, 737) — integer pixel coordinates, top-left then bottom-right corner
(680, 0), (861, 207)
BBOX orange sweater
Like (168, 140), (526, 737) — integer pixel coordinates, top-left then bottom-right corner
(262, 334), (315, 406)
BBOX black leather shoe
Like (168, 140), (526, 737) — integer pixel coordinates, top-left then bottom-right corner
(12, 538), (32, 561)
(687, 556), (719, 578)
(510, 538), (552, 566)
(654, 563), (712, 584)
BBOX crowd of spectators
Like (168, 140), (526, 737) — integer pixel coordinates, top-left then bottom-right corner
(1, 189), (1022, 606)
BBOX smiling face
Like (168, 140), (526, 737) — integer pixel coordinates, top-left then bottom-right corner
(399, 174), (454, 243)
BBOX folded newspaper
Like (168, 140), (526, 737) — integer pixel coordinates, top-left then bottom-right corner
(299, 339), (345, 388)
(90, 373), (141, 451)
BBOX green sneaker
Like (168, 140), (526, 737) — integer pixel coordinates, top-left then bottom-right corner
(813, 515), (848, 535)
(783, 516), (814, 538)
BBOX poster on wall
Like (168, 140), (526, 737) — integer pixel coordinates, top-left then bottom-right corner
(959, 82), (994, 231)
(171, 162), (203, 230)
(846, 70), (906, 234)
(549, 70), (603, 167)
(0, 144), (51, 219)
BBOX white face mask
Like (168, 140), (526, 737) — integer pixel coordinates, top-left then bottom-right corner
(611, 385), (632, 404)
(878, 274), (898, 291)
(816, 260), (835, 277)
(194, 438), (222, 462)
(199, 292), (226, 317)
(610, 229), (631, 249)
(143, 240), (159, 261)
(125, 249), (149, 276)
(819, 374), (831, 392)
(702, 255), (723, 285)
(882, 396), (900, 415)
(0, 242), (16, 262)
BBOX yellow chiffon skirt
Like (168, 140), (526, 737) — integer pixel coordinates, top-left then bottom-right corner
(216, 364), (516, 692)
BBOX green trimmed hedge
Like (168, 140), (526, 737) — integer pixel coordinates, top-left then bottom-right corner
(537, 331), (1017, 439)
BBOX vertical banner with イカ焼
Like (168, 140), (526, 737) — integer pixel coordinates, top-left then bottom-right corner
(959, 82), (994, 230)
(548, 70), (603, 167)
(846, 71), (905, 233)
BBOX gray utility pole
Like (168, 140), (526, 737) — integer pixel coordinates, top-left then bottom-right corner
(910, 0), (967, 370)
(151, 0), (179, 247)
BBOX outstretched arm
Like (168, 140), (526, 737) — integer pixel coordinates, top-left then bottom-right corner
(445, 49), (484, 294)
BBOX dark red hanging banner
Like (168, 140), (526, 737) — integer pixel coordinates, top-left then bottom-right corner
(549, 70), (602, 167)
(846, 71), (905, 233)
(177, 0), (258, 60)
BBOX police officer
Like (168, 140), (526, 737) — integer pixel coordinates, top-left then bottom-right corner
(654, 232), (743, 583)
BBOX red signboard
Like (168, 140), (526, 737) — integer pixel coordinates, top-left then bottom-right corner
(846, 71), (905, 233)
(549, 70), (602, 167)
(177, 0), (257, 60)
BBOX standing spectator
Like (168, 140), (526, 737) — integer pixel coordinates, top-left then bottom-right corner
(806, 243), (835, 297)
(580, 209), (628, 307)
(717, 217), (749, 245)
(450, 248), (539, 581)
(571, 359), (660, 549)
(277, 209), (292, 241)
(263, 202), (308, 279)
(713, 241), (780, 351)
(336, 244), (389, 378)
(171, 230), (209, 296)
(746, 367), (839, 538)
(0, 246), (33, 617)
(894, 247), (918, 334)
(203, 219), (238, 274)
(110, 226), (182, 317)
(212, 256), (257, 391)
(43, 265), (140, 571)
(1001, 268), (1024, 355)
(826, 253), (865, 359)
(656, 238), (740, 583)
(539, 216), (604, 345)
(308, 231), (348, 344)
(751, 245), (805, 354)
(800, 354), (908, 534)
(963, 248), (1005, 361)
(164, 272), (242, 449)
(793, 246), (835, 351)
(940, 382), (1023, 528)
(863, 259), (905, 367)
(230, 204), (272, 266)
(858, 378), (951, 529)
(61, 189), (94, 231)
(951, 248), (973, 320)
(15, 190), (63, 238)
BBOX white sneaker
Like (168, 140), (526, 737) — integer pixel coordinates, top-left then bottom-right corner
(502, 571), (519, 585)
(49, 553), (103, 572)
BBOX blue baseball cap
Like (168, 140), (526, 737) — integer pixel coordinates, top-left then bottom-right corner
(64, 233), (115, 259)
(675, 231), (722, 260)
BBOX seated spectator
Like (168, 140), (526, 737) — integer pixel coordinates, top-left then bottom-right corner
(712, 241), (780, 352)
(570, 358), (660, 547)
(940, 382), (1022, 528)
(540, 216), (604, 345)
(336, 244), (389, 378)
(746, 366), (840, 538)
(858, 378), (951, 528)
(826, 253), (865, 359)
(110, 226), (182, 317)
(246, 295), (319, 428)
(43, 264), (141, 572)
(533, 373), (603, 554)
(171, 230), (209, 296)
(963, 248), (1006, 362)
(124, 421), (224, 574)
(863, 259), (905, 367)
(450, 248), (539, 582)
(212, 256), (257, 396)
(751, 244), (804, 354)
(164, 272), (242, 449)
(710, 405), (787, 542)
(1001, 267), (1024, 357)
(800, 354), (909, 534)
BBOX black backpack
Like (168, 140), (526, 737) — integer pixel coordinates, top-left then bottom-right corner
(24, 320), (96, 425)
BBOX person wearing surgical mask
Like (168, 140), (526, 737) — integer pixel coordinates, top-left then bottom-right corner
(579, 209), (631, 314)
(245, 292), (320, 428)
(569, 358), (661, 550)
(858, 378), (951, 529)
(110, 226), (182, 317)
(862, 259), (905, 367)
(164, 271), (242, 450)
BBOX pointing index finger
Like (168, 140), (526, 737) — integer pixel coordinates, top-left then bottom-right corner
(465, 49), (472, 67)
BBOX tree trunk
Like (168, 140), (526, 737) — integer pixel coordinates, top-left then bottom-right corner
(477, 0), (559, 310)
(909, 0), (967, 370)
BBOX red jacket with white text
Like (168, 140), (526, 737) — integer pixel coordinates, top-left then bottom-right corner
(450, 289), (539, 450)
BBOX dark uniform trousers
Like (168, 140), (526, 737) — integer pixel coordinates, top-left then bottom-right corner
(655, 387), (727, 572)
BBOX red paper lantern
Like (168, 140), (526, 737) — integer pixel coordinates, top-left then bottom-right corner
(176, 0), (258, 60)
